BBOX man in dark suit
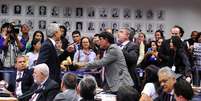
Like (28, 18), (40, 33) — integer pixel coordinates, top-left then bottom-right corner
(37, 23), (62, 83)
(54, 72), (79, 101)
(13, 55), (33, 97)
(117, 28), (140, 90)
(18, 63), (60, 101)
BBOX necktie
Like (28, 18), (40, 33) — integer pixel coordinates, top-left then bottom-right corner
(29, 84), (42, 101)
(166, 94), (173, 101)
(101, 51), (106, 82)
(16, 72), (22, 88)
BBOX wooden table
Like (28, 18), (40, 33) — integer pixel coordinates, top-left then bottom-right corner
(0, 97), (17, 101)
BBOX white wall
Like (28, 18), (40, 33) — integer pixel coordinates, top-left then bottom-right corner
(1, 0), (201, 41)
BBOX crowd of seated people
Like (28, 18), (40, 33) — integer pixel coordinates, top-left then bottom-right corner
(0, 21), (201, 101)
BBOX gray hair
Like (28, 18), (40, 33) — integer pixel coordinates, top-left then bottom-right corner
(119, 27), (131, 35)
(78, 75), (97, 99)
(34, 63), (49, 78)
(158, 66), (176, 78)
(46, 23), (61, 38)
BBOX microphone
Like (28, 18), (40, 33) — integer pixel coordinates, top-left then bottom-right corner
(34, 86), (45, 93)
(17, 86), (45, 100)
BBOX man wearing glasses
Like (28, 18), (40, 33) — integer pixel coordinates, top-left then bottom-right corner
(157, 67), (176, 101)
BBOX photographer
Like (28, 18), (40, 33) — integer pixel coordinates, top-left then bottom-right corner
(0, 23), (25, 68)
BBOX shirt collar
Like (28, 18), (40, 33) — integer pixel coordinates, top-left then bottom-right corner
(49, 38), (56, 47)
(121, 40), (129, 46)
(40, 77), (48, 86)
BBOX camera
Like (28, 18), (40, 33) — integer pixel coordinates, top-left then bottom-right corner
(6, 23), (20, 44)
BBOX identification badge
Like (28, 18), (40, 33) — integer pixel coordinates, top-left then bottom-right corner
(172, 65), (176, 72)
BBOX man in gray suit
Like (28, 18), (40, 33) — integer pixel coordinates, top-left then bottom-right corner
(80, 32), (134, 92)
(53, 73), (79, 101)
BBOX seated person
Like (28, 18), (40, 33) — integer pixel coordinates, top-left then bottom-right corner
(117, 85), (139, 101)
(77, 75), (97, 101)
(174, 79), (194, 101)
(18, 63), (60, 101)
(54, 72), (79, 101)
(0, 80), (12, 97)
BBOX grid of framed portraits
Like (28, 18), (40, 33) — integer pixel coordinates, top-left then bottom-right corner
(0, 3), (166, 35)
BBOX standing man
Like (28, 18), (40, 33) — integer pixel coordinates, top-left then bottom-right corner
(71, 30), (81, 51)
(158, 26), (191, 75)
(117, 27), (139, 90)
(81, 32), (134, 92)
(37, 23), (62, 83)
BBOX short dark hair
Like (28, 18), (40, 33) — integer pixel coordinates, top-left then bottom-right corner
(62, 72), (77, 89)
(117, 86), (139, 101)
(173, 25), (184, 37)
(99, 31), (114, 44)
(72, 30), (81, 36)
(94, 34), (99, 37)
(174, 79), (194, 100)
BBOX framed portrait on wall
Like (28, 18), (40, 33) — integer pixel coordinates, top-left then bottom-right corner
(1, 4), (9, 15)
(63, 21), (72, 31)
(87, 21), (95, 31)
(146, 9), (154, 20)
(111, 8), (120, 18)
(39, 6), (47, 16)
(76, 8), (83, 17)
(135, 9), (143, 19)
(76, 21), (83, 31)
(156, 10), (165, 20)
(63, 7), (72, 17)
(123, 8), (131, 19)
(99, 21), (109, 32)
(14, 5), (21, 15)
(135, 23), (143, 32)
(25, 19), (34, 29)
(87, 7), (95, 17)
(51, 6), (59, 17)
(146, 23), (154, 33)
(0, 19), (9, 26)
(156, 23), (165, 32)
(122, 22), (131, 28)
(38, 20), (46, 30)
(26, 5), (34, 16)
(99, 8), (108, 18)
(111, 22), (119, 34)
(50, 20), (58, 23)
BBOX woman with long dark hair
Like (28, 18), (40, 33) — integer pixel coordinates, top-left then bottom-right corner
(25, 30), (44, 53)
(140, 65), (160, 101)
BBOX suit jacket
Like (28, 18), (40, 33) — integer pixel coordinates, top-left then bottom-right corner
(37, 39), (61, 83)
(18, 78), (60, 101)
(53, 89), (79, 101)
(86, 44), (134, 92)
(8, 69), (33, 94)
(122, 41), (140, 89)
(155, 91), (176, 101)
